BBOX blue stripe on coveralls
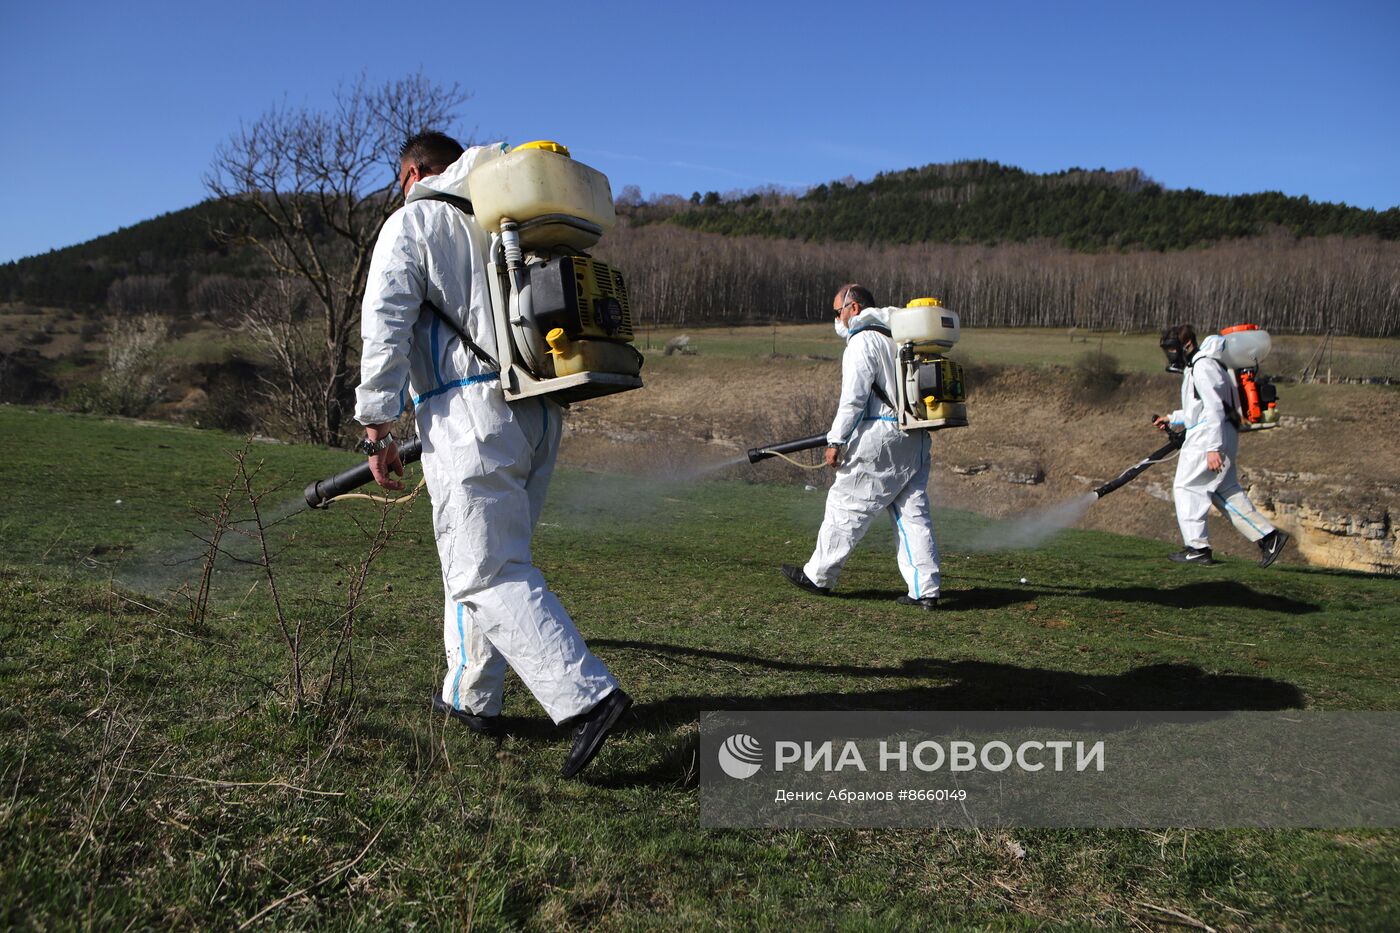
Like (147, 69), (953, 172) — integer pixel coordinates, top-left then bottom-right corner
(430, 316), (444, 386)
(893, 511), (920, 598)
(452, 603), (467, 710)
(1221, 497), (1266, 536)
(413, 372), (501, 406)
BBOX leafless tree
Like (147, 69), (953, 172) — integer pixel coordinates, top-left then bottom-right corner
(231, 271), (341, 442)
(205, 72), (470, 444)
(107, 274), (174, 317)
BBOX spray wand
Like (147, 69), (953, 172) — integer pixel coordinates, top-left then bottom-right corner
(1091, 428), (1184, 499)
(304, 436), (425, 510)
(745, 434), (829, 469)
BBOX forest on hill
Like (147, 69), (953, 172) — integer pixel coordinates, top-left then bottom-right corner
(663, 161), (1400, 251)
(3, 160), (1399, 336)
(0, 199), (272, 310)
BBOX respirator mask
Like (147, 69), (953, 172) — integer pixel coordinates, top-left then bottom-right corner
(1160, 336), (1190, 373)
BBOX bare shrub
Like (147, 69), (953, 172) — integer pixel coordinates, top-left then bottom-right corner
(230, 273), (340, 442)
(189, 442), (416, 717)
(1072, 350), (1122, 401)
(77, 315), (173, 416)
(748, 388), (837, 486)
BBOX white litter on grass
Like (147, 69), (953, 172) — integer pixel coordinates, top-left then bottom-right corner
(804, 485), (817, 492)
(1020, 577), (1028, 584)
(114, 499), (123, 505)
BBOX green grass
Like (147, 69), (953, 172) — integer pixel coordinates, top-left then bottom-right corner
(2, 406), (1398, 929)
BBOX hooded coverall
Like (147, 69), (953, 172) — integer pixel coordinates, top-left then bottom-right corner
(802, 307), (941, 598)
(355, 145), (618, 724)
(1166, 334), (1277, 550)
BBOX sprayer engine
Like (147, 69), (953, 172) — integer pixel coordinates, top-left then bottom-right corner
(890, 298), (969, 431)
(527, 255), (634, 341)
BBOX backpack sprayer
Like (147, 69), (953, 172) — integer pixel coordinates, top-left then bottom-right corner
(468, 140), (643, 404)
(747, 298), (968, 465)
(1218, 324), (1280, 429)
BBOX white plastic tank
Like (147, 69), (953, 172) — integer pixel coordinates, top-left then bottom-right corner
(1219, 324), (1272, 369)
(467, 140), (616, 250)
(890, 298), (960, 348)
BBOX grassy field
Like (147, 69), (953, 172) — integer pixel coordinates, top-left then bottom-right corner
(2, 406), (1398, 929)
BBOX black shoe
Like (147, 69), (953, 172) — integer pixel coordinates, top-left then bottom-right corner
(1257, 530), (1290, 568)
(896, 595), (939, 610)
(431, 693), (503, 737)
(781, 564), (831, 596)
(1168, 547), (1216, 565)
(561, 688), (632, 779)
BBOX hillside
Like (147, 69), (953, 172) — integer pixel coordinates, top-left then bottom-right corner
(6, 159), (1400, 317)
(0, 199), (271, 310)
(667, 160), (1400, 251)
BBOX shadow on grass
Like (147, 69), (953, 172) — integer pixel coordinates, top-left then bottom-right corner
(1078, 581), (1319, 614)
(839, 587), (1040, 610)
(582, 640), (1304, 788)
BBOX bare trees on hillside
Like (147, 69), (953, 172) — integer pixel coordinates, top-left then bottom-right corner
(595, 225), (1400, 336)
(206, 72), (468, 444)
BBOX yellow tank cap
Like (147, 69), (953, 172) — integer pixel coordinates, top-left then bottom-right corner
(907, 297), (944, 308)
(545, 327), (570, 355)
(513, 140), (571, 157)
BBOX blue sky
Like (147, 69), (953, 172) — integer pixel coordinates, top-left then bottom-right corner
(1, 0), (1397, 263)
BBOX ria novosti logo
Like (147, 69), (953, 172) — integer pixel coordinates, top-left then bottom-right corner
(717, 733), (763, 779)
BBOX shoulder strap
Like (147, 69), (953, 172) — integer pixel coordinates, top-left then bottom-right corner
(411, 192), (475, 215)
(848, 324), (897, 413)
(869, 379), (896, 414)
(420, 298), (499, 372)
(409, 193), (498, 371)
(1189, 359), (1241, 429)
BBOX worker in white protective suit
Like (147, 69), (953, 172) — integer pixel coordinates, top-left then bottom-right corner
(1152, 324), (1290, 567)
(781, 284), (941, 609)
(355, 131), (630, 778)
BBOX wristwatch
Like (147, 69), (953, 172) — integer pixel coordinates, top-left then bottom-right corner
(355, 432), (395, 456)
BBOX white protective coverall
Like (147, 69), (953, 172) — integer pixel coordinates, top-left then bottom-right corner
(1166, 334), (1277, 550)
(355, 145), (618, 724)
(802, 307), (941, 598)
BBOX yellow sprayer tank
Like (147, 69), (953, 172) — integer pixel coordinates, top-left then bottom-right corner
(467, 140), (616, 250)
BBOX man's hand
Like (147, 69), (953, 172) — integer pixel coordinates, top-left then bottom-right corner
(1205, 450), (1223, 472)
(1152, 414), (1171, 431)
(824, 445), (841, 468)
(365, 422), (404, 491)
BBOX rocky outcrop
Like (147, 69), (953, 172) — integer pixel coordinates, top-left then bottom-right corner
(1245, 470), (1398, 573)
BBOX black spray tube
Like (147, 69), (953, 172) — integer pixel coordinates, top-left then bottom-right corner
(304, 436), (424, 509)
(1092, 430), (1184, 499)
(746, 434), (830, 464)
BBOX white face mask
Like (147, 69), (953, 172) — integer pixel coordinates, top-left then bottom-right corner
(834, 316), (850, 339)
